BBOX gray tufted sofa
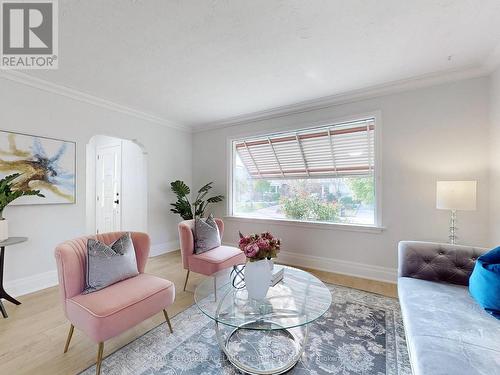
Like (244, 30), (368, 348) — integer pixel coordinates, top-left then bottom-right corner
(398, 241), (500, 375)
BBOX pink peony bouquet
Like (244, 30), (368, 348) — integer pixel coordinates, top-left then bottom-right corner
(238, 231), (281, 262)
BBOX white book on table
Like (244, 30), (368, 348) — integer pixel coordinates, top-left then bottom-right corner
(270, 265), (284, 286)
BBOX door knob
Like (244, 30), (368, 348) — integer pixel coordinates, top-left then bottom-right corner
(114, 199), (119, 204)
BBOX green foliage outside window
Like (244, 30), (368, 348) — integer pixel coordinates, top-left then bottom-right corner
(281, 195), (339, 222)
(314, 200), (340, 221)
(281, 196), (309, 220)
(253, 180), (271, 193)
(346, 177), (375, 204)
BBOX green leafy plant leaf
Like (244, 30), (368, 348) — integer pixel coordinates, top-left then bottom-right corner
(169, 180), (224, 220)
(170, 180), (190, 198)
(197, 182), (213, 194)
(206, 195), (224, 203)
(0, 173), (45, 219)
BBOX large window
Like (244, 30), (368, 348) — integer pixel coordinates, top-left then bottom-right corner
(230, 117), (378, 226)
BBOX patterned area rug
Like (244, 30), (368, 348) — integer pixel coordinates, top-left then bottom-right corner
(80, 284), (411, 375)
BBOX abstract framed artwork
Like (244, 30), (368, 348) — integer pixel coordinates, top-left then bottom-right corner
(0, 130), (76, 205)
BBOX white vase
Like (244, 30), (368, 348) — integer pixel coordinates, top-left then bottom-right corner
(0, 219), (8, 241)
(244, 259), (272, 300)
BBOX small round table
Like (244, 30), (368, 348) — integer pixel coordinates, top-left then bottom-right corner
(0, 237), (28, 318)
(194, 265), (332, 375)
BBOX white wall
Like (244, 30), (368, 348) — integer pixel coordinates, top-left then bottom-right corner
(489, 67), (500, 245)
(1, 78), (191, 295)
(193, 77), (491, 282)
(121, 138), (148, 233)
(86, 135), (148, 234)
(1, 72), (493, 294)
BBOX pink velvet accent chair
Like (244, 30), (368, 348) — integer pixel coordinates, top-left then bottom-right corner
(178, 218), (245, 296)
(54, 232), (175, 375)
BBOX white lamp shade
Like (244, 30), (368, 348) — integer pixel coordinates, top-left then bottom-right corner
(436, 181), (477, 211)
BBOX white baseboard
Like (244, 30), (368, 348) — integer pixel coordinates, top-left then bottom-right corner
(277, 251), (397, 283)
(222, 241), (397, 283)
(3, 241), (180, 298)
(3, 270), (59, 298)
(149, 240), (180, 257)
(4, 243), (394, 298)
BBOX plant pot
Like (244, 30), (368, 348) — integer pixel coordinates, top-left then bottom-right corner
(0, 219), (8, 241)
(244, 258), (272, 300)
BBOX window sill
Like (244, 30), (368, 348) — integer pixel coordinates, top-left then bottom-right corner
(223, 215), (385, 234)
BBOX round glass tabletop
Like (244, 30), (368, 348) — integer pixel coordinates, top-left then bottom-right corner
(194, 265), (332, 331)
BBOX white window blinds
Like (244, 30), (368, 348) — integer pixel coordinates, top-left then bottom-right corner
(235, 118), (375, 179)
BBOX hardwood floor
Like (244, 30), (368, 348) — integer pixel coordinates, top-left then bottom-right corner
(0, 250), (396, 375)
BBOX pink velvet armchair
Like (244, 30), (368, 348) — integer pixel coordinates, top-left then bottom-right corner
(54, 232), (175, 375)
(178, 218), (245, 296)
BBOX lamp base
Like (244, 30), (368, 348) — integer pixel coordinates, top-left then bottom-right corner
(448, 210), (457, 245)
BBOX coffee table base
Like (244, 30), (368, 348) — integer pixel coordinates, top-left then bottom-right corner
(215, 320), (309, 375)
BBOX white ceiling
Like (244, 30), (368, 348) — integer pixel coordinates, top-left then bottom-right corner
(27, 0), (500, 129)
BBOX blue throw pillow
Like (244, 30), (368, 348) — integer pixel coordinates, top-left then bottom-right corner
(469, 247), (500, 319)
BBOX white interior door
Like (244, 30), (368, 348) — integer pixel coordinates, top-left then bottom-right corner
(96, 144), (122, 233)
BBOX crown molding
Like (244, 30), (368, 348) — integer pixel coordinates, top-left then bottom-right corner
(192, 64), (489, 133)
(0, 70), (190, 132)
(1, 62), (493, 135)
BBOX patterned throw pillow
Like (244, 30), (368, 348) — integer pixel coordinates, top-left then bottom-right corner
(83, 232), (139, 294)
(194, 214), (221, 254)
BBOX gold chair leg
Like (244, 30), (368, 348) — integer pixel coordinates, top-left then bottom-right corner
(96, 342), (104, 375)
(163, 309), (173, 333)
(183, 270), (190, 291)
(213, 276), (217, 302)
(63, 324), (74, 353)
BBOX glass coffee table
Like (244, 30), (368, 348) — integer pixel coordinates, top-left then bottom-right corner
(194, 265), (332, 374)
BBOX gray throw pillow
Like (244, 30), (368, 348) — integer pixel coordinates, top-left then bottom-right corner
(83, 232), (139, 294)
(194, 214), (221, 254)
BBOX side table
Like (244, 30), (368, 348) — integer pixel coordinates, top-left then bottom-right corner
(0, 237), (28, 318)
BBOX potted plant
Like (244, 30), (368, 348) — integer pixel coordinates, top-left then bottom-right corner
(0, 173), (44, 241)
(169, 180), (224, 220)
(239, 231), (281, 300)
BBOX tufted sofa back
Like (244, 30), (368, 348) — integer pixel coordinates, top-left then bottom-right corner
(54, 232), (150, 313)
(398, 241), (487, 286)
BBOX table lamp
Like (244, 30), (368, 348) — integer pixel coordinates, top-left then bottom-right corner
(436, 181), (476, 244)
